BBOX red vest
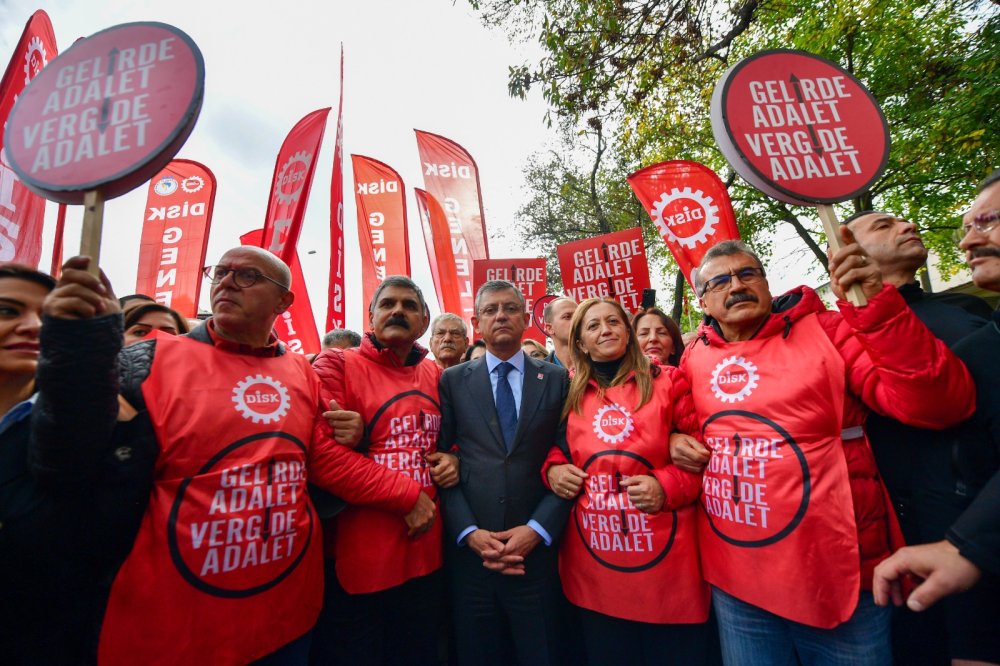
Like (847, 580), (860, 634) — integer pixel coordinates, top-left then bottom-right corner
(684, 313), (859, 628)
(332, 351), (442, 594)
(560, 372), (709, 624)
(99, 335), (323, 665)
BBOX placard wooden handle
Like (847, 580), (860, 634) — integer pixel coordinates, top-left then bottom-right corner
(80, 189), (105, 277)
(817, 203), (867, 306)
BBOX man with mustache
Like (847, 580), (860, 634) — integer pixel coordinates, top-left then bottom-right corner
(671, 239), (974, 664)
(32, 247), (434, 665)
(429, 312), (469, 370)
(842, 211), (993, 665)
(311, 275), (458, 666)
(875, 171), (1000, 659)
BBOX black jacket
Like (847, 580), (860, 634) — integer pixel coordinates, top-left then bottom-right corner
(0, 314), (155, 665)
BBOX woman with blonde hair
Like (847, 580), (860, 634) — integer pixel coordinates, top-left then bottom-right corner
(544, 297), (711, 665)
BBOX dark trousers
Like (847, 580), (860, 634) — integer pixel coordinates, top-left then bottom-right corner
(309, 561), (443, 666)
(578, 606), (715, 666)
(450, 545), (562, 666)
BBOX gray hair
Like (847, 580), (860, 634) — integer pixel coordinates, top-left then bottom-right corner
(431, 312), (468, 336)
(322, 328), (361, 348)
(693, 240), (766, 296)
(978, 169), (1000, 193)
(368, 275), (428, 315)
(475, 280), (525, 314)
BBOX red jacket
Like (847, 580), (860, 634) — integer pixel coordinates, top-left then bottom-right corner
(312, 335), (441, 593)
(681, 285), (975, 625)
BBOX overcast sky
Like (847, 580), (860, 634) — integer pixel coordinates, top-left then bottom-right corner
(2, 0), (836, 339)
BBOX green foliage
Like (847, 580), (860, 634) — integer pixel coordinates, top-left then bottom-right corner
(473, 0), (1000, 283)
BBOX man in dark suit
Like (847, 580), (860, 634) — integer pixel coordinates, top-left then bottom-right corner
(439, 279), (572, 666)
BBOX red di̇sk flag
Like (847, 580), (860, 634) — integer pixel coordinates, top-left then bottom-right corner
(473, 258), (546, 343)
(240, 229), (320, 355)
(0, 10), (57, 266)
(135, 160), (216, 317)
(260, 108), (330, 266)
(414, 130), (488, 305)
(352, 155), (410, 327)
(415, 188), (463, 321)
(325, 46), (346, 332)
(628, 160), (740, 289)
(556, 228), (651, 312)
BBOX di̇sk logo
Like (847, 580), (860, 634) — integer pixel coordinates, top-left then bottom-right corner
(181, 175), (205, 193)
(233, 375), (291, 424)
(651, 187), (719, 248)
(23, 36), (47, 84)
(711, 356), (759, 403)
(154, 176), (179, 196)
(275, 150), (311, 205)
(592, 403), (634, 444)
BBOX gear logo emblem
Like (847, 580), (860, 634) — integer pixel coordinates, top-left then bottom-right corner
(232, 375), (291, 424)
(651, 187), (719, 249)
(181, 175), (205, 193)
(154, 176), (178, 196)
(710, 356), (759, 403)
(275, 151), (311, 205)
(592, 403), (634, 444)
(23, 36), (47, 84)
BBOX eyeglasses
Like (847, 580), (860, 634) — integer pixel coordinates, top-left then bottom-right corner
(203, 265), (289, 290)
(478, 303), (523, 318)
(700, 267), (766, 295)
(954, 210), (1000, 244)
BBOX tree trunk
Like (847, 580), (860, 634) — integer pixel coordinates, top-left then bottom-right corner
(672, 269), (685, 322)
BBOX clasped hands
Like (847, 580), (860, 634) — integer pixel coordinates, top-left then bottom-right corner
(466, 526), (541, 576)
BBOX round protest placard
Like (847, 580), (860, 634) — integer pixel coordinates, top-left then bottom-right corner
(4, 21), (204, 204)
(710, 49), (889, 206)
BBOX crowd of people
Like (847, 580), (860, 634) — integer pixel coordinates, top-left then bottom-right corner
(1, 170), (998, 665)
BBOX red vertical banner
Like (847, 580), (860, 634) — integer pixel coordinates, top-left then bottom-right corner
(135, 160), (216, 317)
(0, 10), (57, 266)
(556, 228), (651, 312)
(240, 229), (320, 355)
(414, 130), (488, 317)
(627, 160), (740, 288)
(352, 155), (410, 326)
(49, 204), (66, 276)
(325, 46), (346, 333)
(473, 258), (547, 343)
(260, 108), (330, 265)
(415, 188), (463, 319)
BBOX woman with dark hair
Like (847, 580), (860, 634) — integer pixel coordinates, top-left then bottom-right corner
(462, 338), (487, 362)
(123, 302), (190, 346)
(543, 298), (711, 665)
(633, 307), (684, 367)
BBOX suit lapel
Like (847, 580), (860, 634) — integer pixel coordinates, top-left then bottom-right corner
(467, 358), (507, 452)
(510, 356), (544, 453)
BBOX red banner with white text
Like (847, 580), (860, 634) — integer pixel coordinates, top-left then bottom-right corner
(136, 160), (216, 316)
(352, 155), (410, 327)
(556, 228), (651, 312)
(415, 188), (464, 320)
(414, 130), (488, 308)
(473, 258), (546, 343)
(240, 229), (320, 355)
(325, 46), (346, 334)
(627, 160), (740, 289)
(260, 108), (330, 265)
(0, 10), (57, 266)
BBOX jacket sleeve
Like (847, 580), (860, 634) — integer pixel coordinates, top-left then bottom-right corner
(528, 368), (574, 540)
(828, 284), (975, 429)
(30, 314), (123, 488)
(308, 401), (421, 515)
(650, 367), (703, 510)
(311, 347), (350, 410)
(946, 471), (1000, 576)
(438, 369), (482, 542)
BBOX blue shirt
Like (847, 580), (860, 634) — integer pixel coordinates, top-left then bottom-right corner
(0, 394), (36, 438)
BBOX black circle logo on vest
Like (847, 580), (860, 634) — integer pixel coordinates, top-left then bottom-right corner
(701, 410), (810, 547)
(574, 449), (678, 573)
(167, 432), (313, 598)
